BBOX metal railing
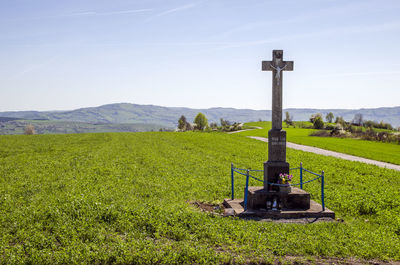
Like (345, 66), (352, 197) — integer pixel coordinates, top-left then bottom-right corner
(230, 162), (325, 211)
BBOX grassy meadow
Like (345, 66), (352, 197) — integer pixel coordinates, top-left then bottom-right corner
(1, 132), (400, 264)
(240, 122), (400, 165)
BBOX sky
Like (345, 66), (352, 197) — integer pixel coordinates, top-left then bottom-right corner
(1, 0), (400, 111)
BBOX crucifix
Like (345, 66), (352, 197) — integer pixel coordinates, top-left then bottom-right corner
(262, 50), (294, 191)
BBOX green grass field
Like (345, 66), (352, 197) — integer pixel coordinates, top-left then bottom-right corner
(1, 132), (399, 264)
(239, 122), (400, 165)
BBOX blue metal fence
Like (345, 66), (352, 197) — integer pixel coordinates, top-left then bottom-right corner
(230, 163), (325, 211)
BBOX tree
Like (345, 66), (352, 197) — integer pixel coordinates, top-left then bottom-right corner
(209, 122), (218, 129)
(194, 113), (208, 130)
(24, 124), (35, 135)
(220, 118), (231, 127)
(335, 116), (345, 125)
(352, 113), (363, 126)
(309, 113), (322, 123)
(178, 115), (187, 130)
(326, 112), (334, 123)
(220, 118), (227, 127)
(313, 116), (324, 129)
(284, 111), (293, 126)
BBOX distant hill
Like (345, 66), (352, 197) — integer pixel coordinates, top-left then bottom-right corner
(0, 120), (165, 135)
(1, 103), (399, 130)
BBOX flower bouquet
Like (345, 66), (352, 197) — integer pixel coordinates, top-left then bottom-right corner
(279, 173), (293, 193)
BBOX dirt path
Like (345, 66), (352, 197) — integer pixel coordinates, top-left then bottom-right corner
(227, 127), (262, 134)
(248, 136), (400, 171)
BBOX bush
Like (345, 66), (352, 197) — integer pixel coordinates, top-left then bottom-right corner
(363, 120), (393, 130)
(194, 113), (208, 131)
(284, 111), (293, 126)
(331, 124), (345, 136)
(326, 112), (334, 123)
(335, 116), (346, 126)
(310, 113), (322, 123)
(313, 116), (324, 129)
(310, 130), (330, 137)
(178, 115), (187, 130)
(325, 124), (335, 130)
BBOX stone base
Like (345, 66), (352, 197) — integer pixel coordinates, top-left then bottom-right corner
(263, 161), (289, 191)
(247, 186), (310, 210)
(223, 198), (335, 220)
(223, 185), (335, 220)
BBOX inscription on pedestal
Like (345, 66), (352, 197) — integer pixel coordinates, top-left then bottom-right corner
(268, 130), (287, 162)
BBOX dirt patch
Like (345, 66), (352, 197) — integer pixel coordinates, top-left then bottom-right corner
(188, 201), (224, 215)
(282, 255), (400, 265)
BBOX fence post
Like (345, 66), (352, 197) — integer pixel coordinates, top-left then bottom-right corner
(231, 163), (234, 200)
(244, 169), (250, 211)
(300, 162), (303, 189)
(321, 170), (325, 211)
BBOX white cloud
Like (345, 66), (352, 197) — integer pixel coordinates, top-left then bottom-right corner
(216, 21), (400, 49)
(10, 55), (60, 79)
(321, 70), (400, 77)
(144, 2), (200, 22)
(12, 8), (152, 21)
(217, 1), (391, 38)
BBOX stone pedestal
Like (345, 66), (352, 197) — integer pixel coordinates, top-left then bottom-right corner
(264, 161), (289, 191)
(247, 186), (310, 210)
(264, 129), (289, 191)
(268, 129), (287, 161)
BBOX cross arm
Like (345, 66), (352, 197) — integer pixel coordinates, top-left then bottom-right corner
(262, 61), (294, 71)
(283, 61), (294, 71)
(262, 61), (273, 71)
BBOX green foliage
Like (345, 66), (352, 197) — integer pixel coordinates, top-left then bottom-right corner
(326, 112), (334, 123)
(335, 116), (346, 126)
(313, 116), (324, 129)
(364, 120), (394, 130)
(352, 114), (364, 126)
(178, 115), (187, 130)
(220, 118), (229, 127)
(309, 113), (322, 123)
(209, 122), (218, 128)
(194, 113), (208, 131)
(284, 111), (293, 126)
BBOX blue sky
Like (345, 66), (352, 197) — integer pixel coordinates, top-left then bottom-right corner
(1, 0), (400, 111)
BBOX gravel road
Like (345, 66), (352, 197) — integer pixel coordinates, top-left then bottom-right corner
(248, 136), (400, 171)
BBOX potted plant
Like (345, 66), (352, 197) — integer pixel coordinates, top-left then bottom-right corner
(279, 173), (293, 193)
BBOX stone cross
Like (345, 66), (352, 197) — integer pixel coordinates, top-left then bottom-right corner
(262, 50), (293, 191)
(262, 50), (293, 131)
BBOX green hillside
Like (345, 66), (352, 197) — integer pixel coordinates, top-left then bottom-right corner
(0, 119), (167, 135)
(238, 122), (400, 165)
(1, 103), (400, 128)
(1, 132), (399, 264)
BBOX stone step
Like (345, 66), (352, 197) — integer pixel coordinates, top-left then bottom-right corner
(247, 186), (311, 210)
(224, 198), (335, 220)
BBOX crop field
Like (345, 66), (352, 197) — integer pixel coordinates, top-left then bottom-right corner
(240, 122), (400, 165)
(1, 132), (400, 264)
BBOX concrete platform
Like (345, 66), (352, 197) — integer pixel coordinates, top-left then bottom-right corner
(223, 198), (335, 220)
(247, 186), (311, 210)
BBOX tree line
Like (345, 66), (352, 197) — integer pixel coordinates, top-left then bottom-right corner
(177, 113), (243, 132)
(284, 111), (395, 131)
